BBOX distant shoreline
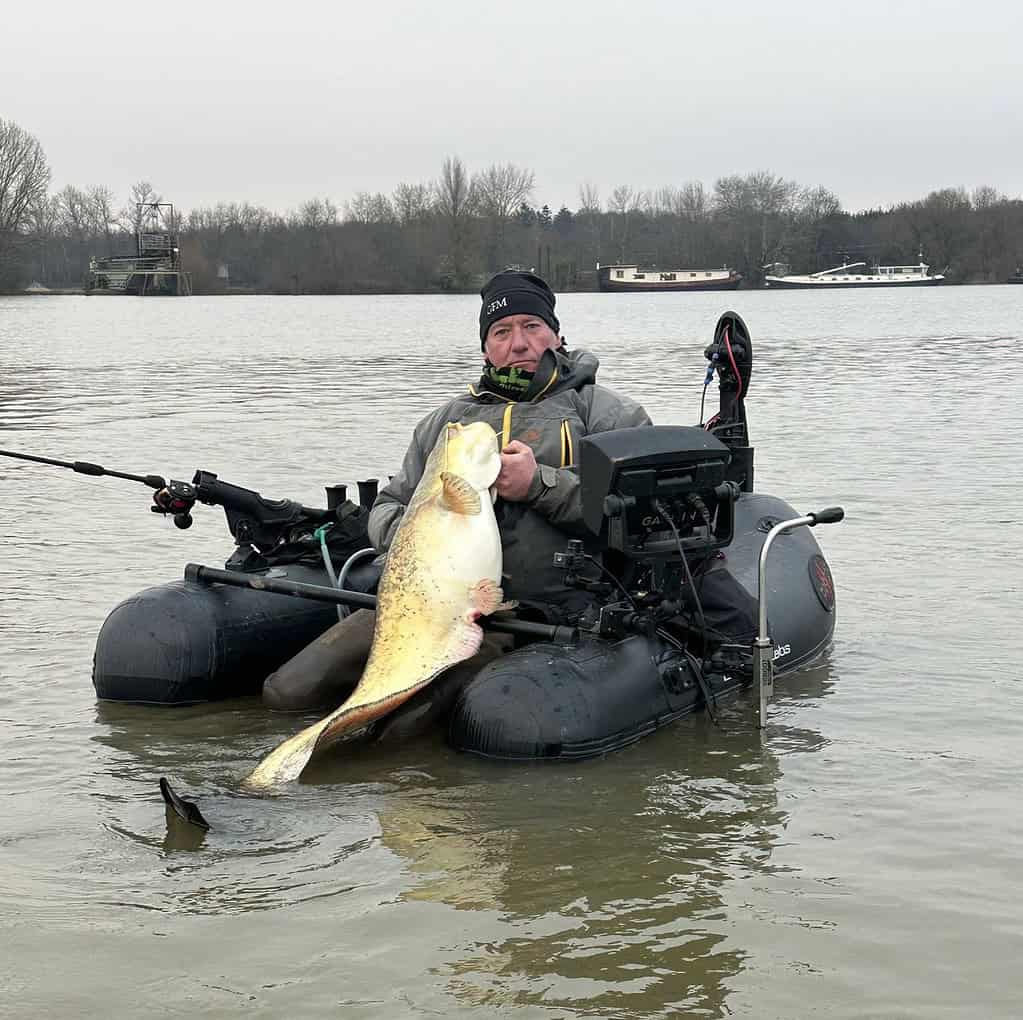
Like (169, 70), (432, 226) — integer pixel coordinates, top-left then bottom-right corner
(4, 280), (1018, 298)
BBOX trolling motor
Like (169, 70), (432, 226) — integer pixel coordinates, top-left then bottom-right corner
(703, 311), (754, 491)
(0, 446), (378, 571)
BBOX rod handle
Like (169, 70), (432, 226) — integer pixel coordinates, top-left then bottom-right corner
(809, 506), (844, 525)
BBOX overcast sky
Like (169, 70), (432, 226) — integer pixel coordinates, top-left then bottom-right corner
(2, 0), (1019, 216)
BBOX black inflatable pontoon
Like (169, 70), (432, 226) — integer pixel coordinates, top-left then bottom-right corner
(90, 312), (841, 761)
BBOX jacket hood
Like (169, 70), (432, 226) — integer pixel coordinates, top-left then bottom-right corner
(548, 347), (599, 392)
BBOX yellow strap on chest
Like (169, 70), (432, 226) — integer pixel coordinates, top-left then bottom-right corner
(559, 420), (574, 467)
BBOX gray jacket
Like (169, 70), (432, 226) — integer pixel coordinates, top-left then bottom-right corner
(368, 348), (651, 610)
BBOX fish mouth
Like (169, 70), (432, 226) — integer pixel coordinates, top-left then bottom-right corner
(441, 420), (502, 487)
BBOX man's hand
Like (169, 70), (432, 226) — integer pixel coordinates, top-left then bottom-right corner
(495, 440), (538, 502)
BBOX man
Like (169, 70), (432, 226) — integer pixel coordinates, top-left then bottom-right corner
(263, 270), (651, 717)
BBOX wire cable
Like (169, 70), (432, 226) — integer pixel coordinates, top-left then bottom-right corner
(579, 552), (638, 610)
(656, 623), (722, 729)
(723, 325), (744, 401)
(653, 499), (708, 644)
(315, 524), (347, 621)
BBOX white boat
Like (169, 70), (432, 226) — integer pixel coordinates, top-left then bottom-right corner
(764, 258), (944, 289)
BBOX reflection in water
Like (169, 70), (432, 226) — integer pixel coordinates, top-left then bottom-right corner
(85, 665), (832, 1017)
(368, 666), (835, 1016)
(162, 807), (209, 852)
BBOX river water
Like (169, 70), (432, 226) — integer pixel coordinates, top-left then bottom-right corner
(1, 287), (1021, 1019)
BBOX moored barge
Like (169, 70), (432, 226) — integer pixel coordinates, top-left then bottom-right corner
(598, 264), (742, 293)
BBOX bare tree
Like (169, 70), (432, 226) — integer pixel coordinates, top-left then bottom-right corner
(577, 182), (601, 215)
(433, 156), (477, 287)
(297, 197), (338, 230)
(474, 162), (534, 270)
(55, 185), (91, 240)
(714, 171), (799, 275)
(0, 119), (50, 286)
(788, 185), (843, 271)
(576, 182), (603, 265)
(25, 193), (60, 284)
(50, 185), (95, 285)
(344, 192), (395, 224)
(475, 163), (535, 221)
(971, 185), (1009, 278)
(87, 185), (118, 255)
(651, 182), (710, 264)
(679, 181), (708, 220)
(121, 180), (162, 235)
(653, 186), (679, 217)
(434, 157), (475, 218)
(0, 119), (51, 234)
(972, 185), (1004, 210)
(679, 182), (711, 265)
(608, 185), (637, 215)
(609, 184), (641, 261)
(797, 185), (841, 223)
(392, 182), (432, 226)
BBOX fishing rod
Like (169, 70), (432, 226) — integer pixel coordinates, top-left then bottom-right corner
(0, 445), (201, 527)
(0, 447), (166, 489)
(0, 445), (350, 550)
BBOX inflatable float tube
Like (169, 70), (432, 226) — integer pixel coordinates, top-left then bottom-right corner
(90, 312), (841, 761)
(92, 487), (836, 753)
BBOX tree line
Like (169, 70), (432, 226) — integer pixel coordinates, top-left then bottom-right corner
(2, 117), (1021, 294)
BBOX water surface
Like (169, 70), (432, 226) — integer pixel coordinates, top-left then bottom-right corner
(1, 287), (1021, 1018)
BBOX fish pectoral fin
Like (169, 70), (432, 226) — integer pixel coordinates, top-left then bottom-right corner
(469, 578), (515, 616)
(440, 472), (482, 515)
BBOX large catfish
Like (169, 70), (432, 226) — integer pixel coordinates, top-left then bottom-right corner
(244, 420), (510, 789)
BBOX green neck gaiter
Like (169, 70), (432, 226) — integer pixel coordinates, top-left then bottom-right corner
(480, 349), (561, 402)
(481, 363), (536, 400)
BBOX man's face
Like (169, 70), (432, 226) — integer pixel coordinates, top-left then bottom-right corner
(484, 314), (561, 372)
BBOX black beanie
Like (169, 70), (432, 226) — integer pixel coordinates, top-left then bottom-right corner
(479, 271), (560, 348)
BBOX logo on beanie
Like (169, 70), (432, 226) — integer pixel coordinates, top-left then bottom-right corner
(486, 297), (508, 315)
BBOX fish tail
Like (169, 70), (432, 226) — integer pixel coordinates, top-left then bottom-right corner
(242, 719), (326, 791)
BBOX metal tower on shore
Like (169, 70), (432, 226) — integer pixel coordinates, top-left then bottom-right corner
(86, 202), (192, 296)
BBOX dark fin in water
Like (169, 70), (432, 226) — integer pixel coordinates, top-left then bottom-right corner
(159, 777), (211, 831)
